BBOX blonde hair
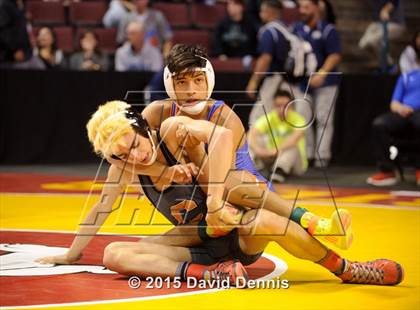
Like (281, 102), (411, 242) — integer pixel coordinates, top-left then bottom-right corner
(86, 100), (134, 158)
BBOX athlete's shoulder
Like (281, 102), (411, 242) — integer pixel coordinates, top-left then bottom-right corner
(142, 100), (172, 129)
(212, 100), (241, 121)
(143, 99), (171, 111)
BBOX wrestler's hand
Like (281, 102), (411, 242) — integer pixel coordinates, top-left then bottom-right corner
(206, 200), (243, 236)
(176, 123), (201, 149)
(165, 163), (199, 184)
(35, 252), (82, 265)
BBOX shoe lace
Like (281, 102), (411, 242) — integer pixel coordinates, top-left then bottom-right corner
(349, 261), (384, 284)
(211, 261), (235, 281)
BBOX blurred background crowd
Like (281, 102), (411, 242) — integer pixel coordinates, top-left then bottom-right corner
(1, 0), (418, 73)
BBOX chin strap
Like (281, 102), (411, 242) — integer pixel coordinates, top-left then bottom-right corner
(177, 100), (208, 115)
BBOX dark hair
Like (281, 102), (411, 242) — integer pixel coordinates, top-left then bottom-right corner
(37, 27), (58, 53)
(411, 30), (420, 58)
(274, 89), (293, 100)
(126, 107), (150, 138)
(79, 31), (102, 56)
(228, 0), (245, 6)
(308, 0), (320, 5)
(166, 44), (209, 74)
(320, 0), (336, 24)
(261, 0), (283, 11)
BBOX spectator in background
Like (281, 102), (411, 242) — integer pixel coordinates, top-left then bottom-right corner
(33, 27), (65, 69)
(358, 0), (405, 69)
(213, 0), (258, 59)
(115, 21), (163, 72)
(292, 0), (341, 168)
(367, 69), (420, 186)
(246, 0), (289, 124)
(248, 90), (307, 182)
(117, 0), (173, 58)
(69, 31), (109, 71)
(0, 0), (43, 69)
(399, 31), (420, 73)
(103, 0), (136, 29)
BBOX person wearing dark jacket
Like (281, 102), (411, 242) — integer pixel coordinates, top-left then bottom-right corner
(0, 0), (32, 65)
(213, 0), (258, 58)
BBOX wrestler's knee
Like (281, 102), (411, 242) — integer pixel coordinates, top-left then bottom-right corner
(103, 242), (123, 268)
(103, 242), (133, 272)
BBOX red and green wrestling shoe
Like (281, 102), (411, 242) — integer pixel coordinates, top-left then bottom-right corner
(338, 258), (404, 285)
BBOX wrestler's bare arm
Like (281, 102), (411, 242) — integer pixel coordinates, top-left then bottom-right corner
(212, 103), (247, 151)
(141, 100), (170, 130)
(36, 164), (135, 264)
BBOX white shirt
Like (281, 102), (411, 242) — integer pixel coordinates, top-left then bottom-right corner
(115, 41), (163, 72)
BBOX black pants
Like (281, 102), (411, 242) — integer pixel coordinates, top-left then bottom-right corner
(372, 110), (420, 172)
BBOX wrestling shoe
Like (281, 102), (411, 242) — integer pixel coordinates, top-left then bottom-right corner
(203, 260), (249, 286)
(309, 209), (353, 250)
(367, 171), (398, 186)
(338, 259), (404, 285)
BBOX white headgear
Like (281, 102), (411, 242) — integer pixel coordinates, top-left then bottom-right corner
(163, 56), (215, 114)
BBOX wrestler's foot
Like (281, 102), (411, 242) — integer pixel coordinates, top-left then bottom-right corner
(204, 260), (248, 286)
(310, 209), (353, 250)
(338, 259), (404, 285)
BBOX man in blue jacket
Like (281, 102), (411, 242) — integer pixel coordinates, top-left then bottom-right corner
(367, 69), (420, 186)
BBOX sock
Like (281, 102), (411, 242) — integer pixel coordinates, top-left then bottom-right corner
(316, 249), (345, 275)
(290, 207), (325, 235)
(289, 207), (308, 225)
(176, 262), (191, 281)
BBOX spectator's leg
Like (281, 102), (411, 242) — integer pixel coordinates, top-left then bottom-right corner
(249, 74), (283, 125)
(272, 147), (301, 175)
(254, 156), (274, 173)
(372, 111), (409, 172)
(293, 86), (315, 161)
(313, 85), (338, 165)
(290, 147), (306, 176)
(248, 134), (273, 172)
(408, 110), (420, 169)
